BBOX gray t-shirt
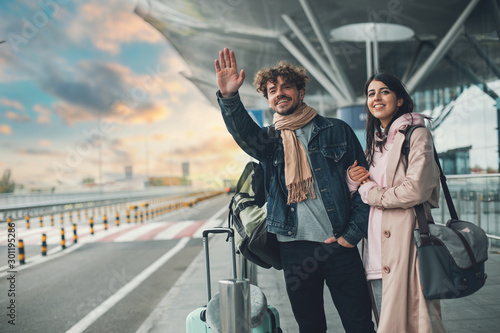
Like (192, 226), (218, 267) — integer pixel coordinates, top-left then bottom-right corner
(277, 121), (334, 243)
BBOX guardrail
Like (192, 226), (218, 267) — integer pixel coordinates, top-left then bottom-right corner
(0, 187), (197, 222)
(433, 173), (500, 247)
(2, 190), (225, 267)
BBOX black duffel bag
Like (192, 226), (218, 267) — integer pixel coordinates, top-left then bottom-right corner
(404, 126), (488, 299)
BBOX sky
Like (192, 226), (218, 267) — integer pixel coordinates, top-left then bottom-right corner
(1, 0), (499, 194)
(0, 0), (250, 191)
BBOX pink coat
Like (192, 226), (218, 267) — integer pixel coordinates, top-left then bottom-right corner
(359, 123), (446, 333)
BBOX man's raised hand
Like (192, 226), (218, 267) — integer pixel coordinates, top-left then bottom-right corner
(215, 48), (245, 98)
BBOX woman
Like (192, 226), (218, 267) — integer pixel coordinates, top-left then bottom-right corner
(346, 73), (446, 332)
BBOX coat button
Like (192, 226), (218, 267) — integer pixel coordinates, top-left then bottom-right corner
(383, 230), (391, 238)
(291, 208), (295, 212)
(383, 266), (391, 274)
(288, 231), (292, 235)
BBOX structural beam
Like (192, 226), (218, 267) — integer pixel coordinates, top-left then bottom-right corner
(281, 14), (348, 101)
(405, 0), (481, 93)
(366, 40), (373, 80)
(465, 29), (500, 80)
(298, 0), (355, 103)
(402, 41), (424, 83)
(279, 35), (349, 105)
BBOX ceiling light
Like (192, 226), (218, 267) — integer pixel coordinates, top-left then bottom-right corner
(330, 23), (414, 42)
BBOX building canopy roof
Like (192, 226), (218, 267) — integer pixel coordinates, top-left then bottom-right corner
(135, 0), (500, 115)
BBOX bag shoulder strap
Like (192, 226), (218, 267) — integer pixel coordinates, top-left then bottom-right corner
(402, 125), (459, 231)
(401, 125), (422, 160)
(401, 125), (430, 233)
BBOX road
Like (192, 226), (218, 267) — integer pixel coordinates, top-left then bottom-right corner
(0, 193), (231, 333)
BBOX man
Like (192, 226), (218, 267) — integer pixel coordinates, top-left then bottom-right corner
(215, 48), (375, 333)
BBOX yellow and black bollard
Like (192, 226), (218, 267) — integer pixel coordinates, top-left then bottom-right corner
(61, 228), (66, 249)
(140, 211), (144, 223)
(60, 212), (64, 225)
(18, 239), (25, 264)
(69, 211), (73, 224)
(25, 215), (30, 229)
(39, 215), (43, 228)
(50, 214), (54, 226)
(41, 234), (47, 256)
(103, 214), (108, 230)
(7, 217), (13, 232)
(134, 210), (138, 224)
(115, 212), (120, 227)
(73, 224), (78, 244)
(90, 217), (94, 235)
(126, 210), (130, 224)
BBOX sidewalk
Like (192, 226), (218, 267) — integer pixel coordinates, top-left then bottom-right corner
(137, 234), (500, 333)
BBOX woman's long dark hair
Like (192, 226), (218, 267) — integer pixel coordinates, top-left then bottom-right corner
(364, 72), (415, 166)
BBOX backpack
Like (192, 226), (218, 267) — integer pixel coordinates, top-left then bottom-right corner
(228, 127), (282, 270)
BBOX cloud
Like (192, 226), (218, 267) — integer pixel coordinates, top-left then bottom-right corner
(16, 147), (63, 156)
(53, 102), (96, 126)
(36, 58), (175, 126)
(41, 60), (131, 115)
(116, 102), (172, 124)
(0, 98), (24, 111)
(68, 0), (163, 55)
(33, 104), (52, 124)
(39, 140), (51, 147)
(0, 124), (12, 135)
(151, 133), (168, 141)
(5, 111), (30, 123)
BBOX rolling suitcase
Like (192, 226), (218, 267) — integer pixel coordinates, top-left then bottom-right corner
(186, 227), (236, 333)
(186, 227), (282, 333)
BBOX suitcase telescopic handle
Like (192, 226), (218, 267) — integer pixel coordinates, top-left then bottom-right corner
(202, 227), (234, 238)
(202, 227), (237, 302)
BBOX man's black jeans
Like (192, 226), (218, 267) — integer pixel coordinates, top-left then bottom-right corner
(280, 240), (375, 333)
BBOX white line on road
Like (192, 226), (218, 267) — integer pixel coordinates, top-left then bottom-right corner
(65, 236), (190, 333)
(135, 201), (229, 333)
(66, 203), (228, 333)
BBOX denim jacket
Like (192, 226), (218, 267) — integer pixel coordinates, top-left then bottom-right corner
(218, 91), (369, 245)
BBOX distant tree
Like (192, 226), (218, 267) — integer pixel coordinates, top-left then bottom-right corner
(82, 177), (95, 184)
(0, 169), (15, 193)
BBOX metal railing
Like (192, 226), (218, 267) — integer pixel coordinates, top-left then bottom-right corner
(0, 187), (194, 222)
(432, 173), (500, 246)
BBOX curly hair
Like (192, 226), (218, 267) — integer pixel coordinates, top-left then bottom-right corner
(253, 61), (310, 99)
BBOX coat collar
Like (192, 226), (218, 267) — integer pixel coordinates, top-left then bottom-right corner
(309, 114), (335, 140)
(385, 114), (426, 186)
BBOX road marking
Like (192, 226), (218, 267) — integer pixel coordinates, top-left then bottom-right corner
(153, 220), (194, 240)
(135, 204), (229, 333)
(66, 236), (190, 333)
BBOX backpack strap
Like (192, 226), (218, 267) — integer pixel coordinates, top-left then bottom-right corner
(264, 125), (278, 199)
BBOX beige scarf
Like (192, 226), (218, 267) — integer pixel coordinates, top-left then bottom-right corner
(273, 103), (318, 204)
